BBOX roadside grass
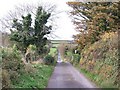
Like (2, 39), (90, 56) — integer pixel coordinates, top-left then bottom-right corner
(74, 32), (119, 89)
(12, 64), (54, 88)
(1, 46), (56, 88)
(76, 66), (101, 87)
(76, 65), (118, 88)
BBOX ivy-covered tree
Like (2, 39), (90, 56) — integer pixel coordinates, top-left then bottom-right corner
(67, 1), (119, 50)
(10, 6), (52, 54)
(34, 6), (51, 54)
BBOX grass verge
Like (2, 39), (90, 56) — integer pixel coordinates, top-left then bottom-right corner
(76, 65), (118, 88)
(12, 64), (54, 88)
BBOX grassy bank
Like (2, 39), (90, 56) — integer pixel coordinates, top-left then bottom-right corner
(1, 47), (55, 88)
(77, 32), (119, 88)
(75, 67), (120, 90)
(76, 66), (118, 88)
(12, 64), (54, 88)
(63, 32), (119, 88)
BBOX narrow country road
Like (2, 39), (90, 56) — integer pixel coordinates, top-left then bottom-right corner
(47, 53), (96, 88)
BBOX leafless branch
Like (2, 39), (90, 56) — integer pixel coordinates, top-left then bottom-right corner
(0, 2), (60, 39)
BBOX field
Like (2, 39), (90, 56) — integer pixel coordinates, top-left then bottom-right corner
(50, 40), (75, 48)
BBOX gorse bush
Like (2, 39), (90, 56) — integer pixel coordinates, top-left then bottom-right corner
(2, 47), (25, 73)
(2, 46), (26, 87)
(44, 55), (54, 65)
(79, 32), (119, 88)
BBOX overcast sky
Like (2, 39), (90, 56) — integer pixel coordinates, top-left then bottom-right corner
(0, 0), (78, 40)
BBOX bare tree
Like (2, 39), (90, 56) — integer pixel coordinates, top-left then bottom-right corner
(0, 2), (61, 39)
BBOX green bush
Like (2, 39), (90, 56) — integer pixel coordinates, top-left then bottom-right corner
(1, 47), (25, 87)
(1, 46), (55, 88)
(73, 54), (80, 64)
(2, 47), (25, 73)
(44, 55), (54, 65)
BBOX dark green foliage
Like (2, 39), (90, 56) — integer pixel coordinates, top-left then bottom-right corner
(44, 55), (54, 65)
(10, 6), (52, 54)
(34, 7), (51, 54)
(10, 14), (33, 53)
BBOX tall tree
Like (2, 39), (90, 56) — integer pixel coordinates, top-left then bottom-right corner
(10, 6), (52, 54)
(34, 6), (51, 54)
(67, 1), (119, 50)
(10, 14), (33, 53)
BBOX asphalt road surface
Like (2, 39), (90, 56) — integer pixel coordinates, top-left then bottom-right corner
(47, 53), (96, 88)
